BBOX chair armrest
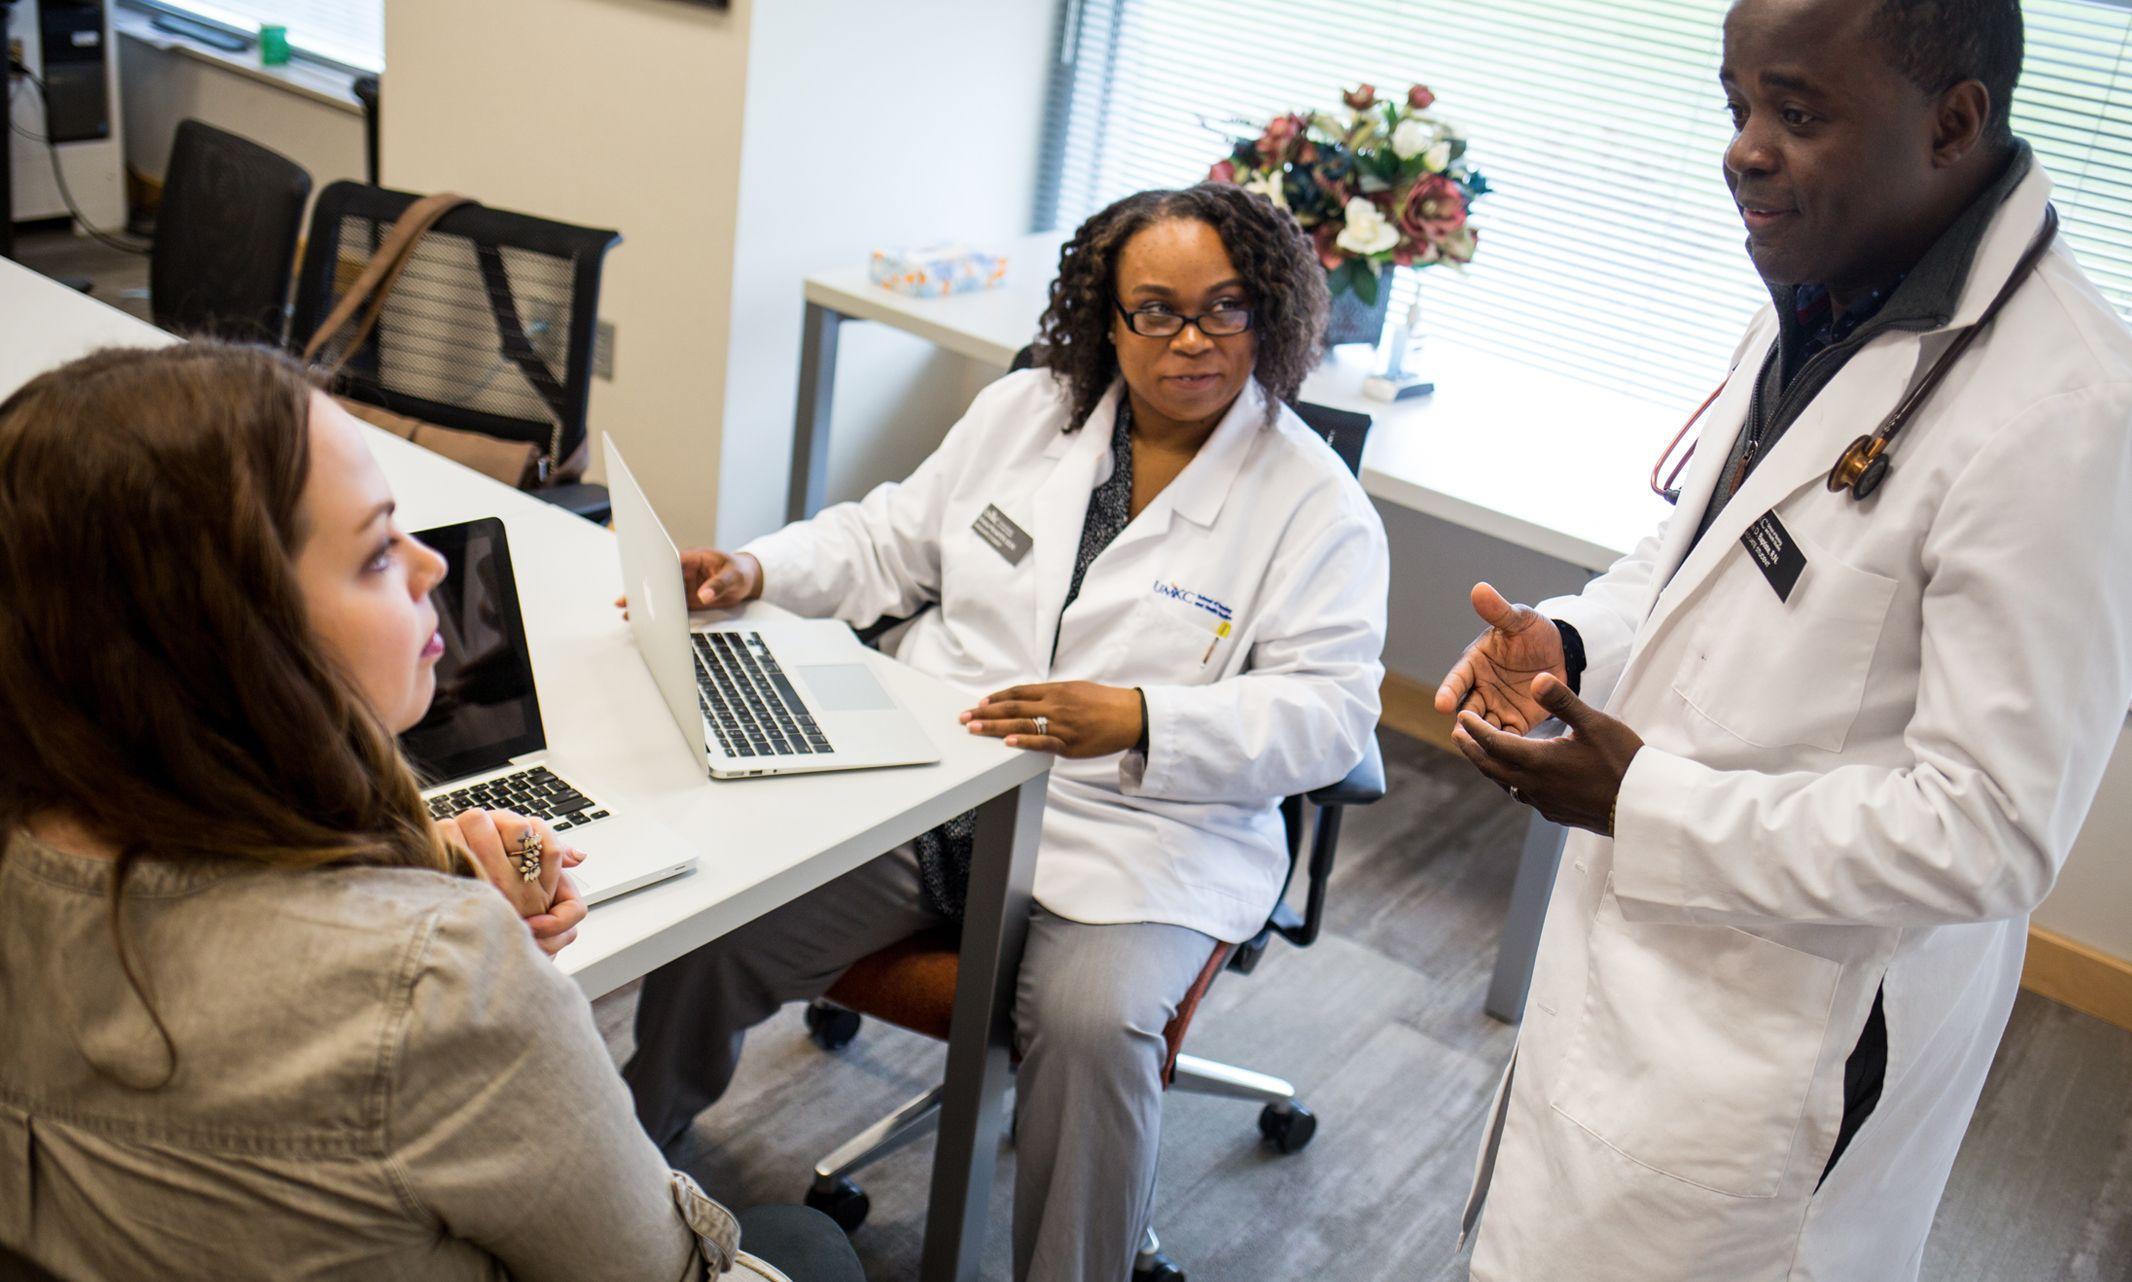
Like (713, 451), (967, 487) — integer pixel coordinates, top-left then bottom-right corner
(1305, 733), (1385, 808)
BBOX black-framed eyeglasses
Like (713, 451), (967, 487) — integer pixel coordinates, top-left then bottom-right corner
(1113, 299), (1256, 339)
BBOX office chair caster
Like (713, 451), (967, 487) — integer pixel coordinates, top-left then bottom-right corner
(804, 1003), (862, 1052)
(803, 1175), (871, 1232)
(1258, 1101), (1317, 1154)
(1132, 1251), (1185, 1281)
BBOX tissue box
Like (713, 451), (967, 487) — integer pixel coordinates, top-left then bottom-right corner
(869, 245), (1009, 298)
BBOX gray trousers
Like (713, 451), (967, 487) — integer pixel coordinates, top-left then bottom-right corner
(622, 845), (1215, 1282)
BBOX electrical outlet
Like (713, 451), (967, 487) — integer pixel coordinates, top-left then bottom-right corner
(594, 320), (616, 381)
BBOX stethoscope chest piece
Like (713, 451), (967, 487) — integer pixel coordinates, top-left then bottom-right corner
(1827, 434), (1890, 499)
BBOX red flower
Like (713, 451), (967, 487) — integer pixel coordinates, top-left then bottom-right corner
(1255, 113), (1307, 166)
(1398, 174), (1467, 246)
(1408, 84), (1436, 111)
(1343, 84), (1378, 111)
(1312, 223), (1346, 270)
(1208, 159), (1238, 184)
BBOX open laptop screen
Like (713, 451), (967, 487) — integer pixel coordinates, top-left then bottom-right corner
(399, 518), (547, 784)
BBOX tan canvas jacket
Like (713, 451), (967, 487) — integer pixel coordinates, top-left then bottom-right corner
(0, 831), (777, 1281)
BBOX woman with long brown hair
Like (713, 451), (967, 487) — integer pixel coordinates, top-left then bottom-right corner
(0, 343), (857, 1280)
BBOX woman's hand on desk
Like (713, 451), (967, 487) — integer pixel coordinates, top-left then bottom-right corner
(611, 549), (763, 618)
(440, 809), (588, 957)
(963, 682), (1145, 758)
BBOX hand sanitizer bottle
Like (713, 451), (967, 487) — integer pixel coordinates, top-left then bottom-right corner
(1364, 296), (1434, 401)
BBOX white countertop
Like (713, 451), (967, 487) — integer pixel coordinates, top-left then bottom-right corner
(806, 232), (1676, 572)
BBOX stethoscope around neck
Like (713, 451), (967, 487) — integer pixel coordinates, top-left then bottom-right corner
(1651, 205), (2060, 506)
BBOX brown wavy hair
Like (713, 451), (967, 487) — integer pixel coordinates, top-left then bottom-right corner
(0, 344), (461, 1075)
(1034, 182), (1329, 432)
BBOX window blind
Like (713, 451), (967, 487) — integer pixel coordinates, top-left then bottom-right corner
(142, 0), (383, 72)
(1041, 0), (2132, 409)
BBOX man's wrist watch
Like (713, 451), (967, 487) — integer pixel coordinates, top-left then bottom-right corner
(1553, 619), (1587, 696)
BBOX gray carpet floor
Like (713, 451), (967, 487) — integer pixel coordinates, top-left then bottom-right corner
(15, 236), (2130, 1281)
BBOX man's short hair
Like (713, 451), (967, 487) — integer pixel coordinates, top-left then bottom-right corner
(1867, 0), (2025, 141)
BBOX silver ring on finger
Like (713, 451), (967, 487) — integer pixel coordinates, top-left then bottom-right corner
(1033, 715), (1049, 738)
(515, 828), (544, 883)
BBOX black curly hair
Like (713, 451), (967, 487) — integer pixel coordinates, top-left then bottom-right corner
(1034, 183), (1329, 433)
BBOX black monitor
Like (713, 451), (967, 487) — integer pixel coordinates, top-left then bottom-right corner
(399, 517), (547, 784)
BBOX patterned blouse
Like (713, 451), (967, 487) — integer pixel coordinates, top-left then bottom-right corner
(913, 399), (1138, 920)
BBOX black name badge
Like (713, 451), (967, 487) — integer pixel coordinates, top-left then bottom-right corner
(972, 504), (1033, 566)
(1741, 510), (1807, 603)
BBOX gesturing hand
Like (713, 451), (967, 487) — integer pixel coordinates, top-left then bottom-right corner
(614, 549), (762, 617)
(1450, 673), (1644, 835)
(1434, 582), (1568, 735)
(962, 682), (1146, 758)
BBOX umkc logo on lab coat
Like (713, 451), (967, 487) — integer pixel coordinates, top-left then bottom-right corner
(1152, 579), (1232, 623)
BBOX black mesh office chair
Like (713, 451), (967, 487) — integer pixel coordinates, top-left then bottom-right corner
(150, 120), (312, 343)
(289, 182), (621, 522)
(798, 351), (1384, 1281)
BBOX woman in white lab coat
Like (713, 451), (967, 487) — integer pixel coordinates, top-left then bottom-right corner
(623, 183), (1389, 1280)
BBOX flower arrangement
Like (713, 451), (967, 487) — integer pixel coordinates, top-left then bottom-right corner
(1208, 83), (1489, 308)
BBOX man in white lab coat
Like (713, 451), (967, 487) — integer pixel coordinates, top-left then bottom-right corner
(1441, 1), (2132, 1278)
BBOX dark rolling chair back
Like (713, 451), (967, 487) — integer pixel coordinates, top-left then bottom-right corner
(151, 120), (312, 344)
(289, 182), (621, 520)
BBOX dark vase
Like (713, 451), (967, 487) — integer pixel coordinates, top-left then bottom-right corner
(1323, 279), (1392, 348)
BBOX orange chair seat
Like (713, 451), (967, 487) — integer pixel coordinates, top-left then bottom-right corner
(821, 929), (1234, 1087)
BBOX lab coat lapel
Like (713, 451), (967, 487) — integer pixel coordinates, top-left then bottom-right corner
(1644, 341), (1769, 604)
(1103, 378), (1267, 560)
(1627, 336), (1923, 671)
(1027, 382), (1121, 674)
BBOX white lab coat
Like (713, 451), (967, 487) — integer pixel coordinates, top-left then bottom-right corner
(1466, 164), (2132, 1280)
(741, 370), (1388, 943)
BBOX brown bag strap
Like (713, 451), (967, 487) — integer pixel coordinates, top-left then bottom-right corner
(301, 192), (479, 376)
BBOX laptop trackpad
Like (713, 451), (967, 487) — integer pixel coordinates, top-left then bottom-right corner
(799, 664), (896, 712)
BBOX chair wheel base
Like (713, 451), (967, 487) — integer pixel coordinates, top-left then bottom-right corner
(803, 1175), (870, 1232)
(1133, 1250), (1186, 1281)
(804, 1003), (862, 1052)
(1258, 1101), (1316, 1154)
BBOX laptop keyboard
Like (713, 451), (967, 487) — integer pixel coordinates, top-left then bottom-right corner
(424, 765), (612, 833)
(692, 631), (835, 759)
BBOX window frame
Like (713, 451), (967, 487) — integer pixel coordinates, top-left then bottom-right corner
(123, 0), (382, 76)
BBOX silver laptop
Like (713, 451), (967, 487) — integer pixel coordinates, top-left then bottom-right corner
(403, 517), (697, 905)
(604, 433), (941, 780)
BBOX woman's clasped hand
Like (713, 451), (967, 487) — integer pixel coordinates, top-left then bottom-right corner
(439, 808), (589, 956)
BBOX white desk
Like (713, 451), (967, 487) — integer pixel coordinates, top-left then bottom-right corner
(0, 258), (1046, 1282)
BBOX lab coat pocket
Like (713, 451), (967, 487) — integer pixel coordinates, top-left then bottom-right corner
(1129, 596), (1232, 680)
(1552, 887), (1841, 1199)
(1672, 537), (1896, 753)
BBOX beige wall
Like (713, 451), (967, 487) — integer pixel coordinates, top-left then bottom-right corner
(381, 0), (753, 548)
(711, 1), (1055, 546)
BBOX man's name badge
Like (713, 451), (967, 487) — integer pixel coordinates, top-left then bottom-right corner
(973, 504), (1033, 565)
(1741, 510), (1807, 603)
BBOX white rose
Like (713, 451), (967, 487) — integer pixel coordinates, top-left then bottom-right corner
(1242, 171), (1289, 210)
(1390, 118), (1434, 161)
(1424, 140), (1453, 173)
(1334, 197), (1399, 256)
